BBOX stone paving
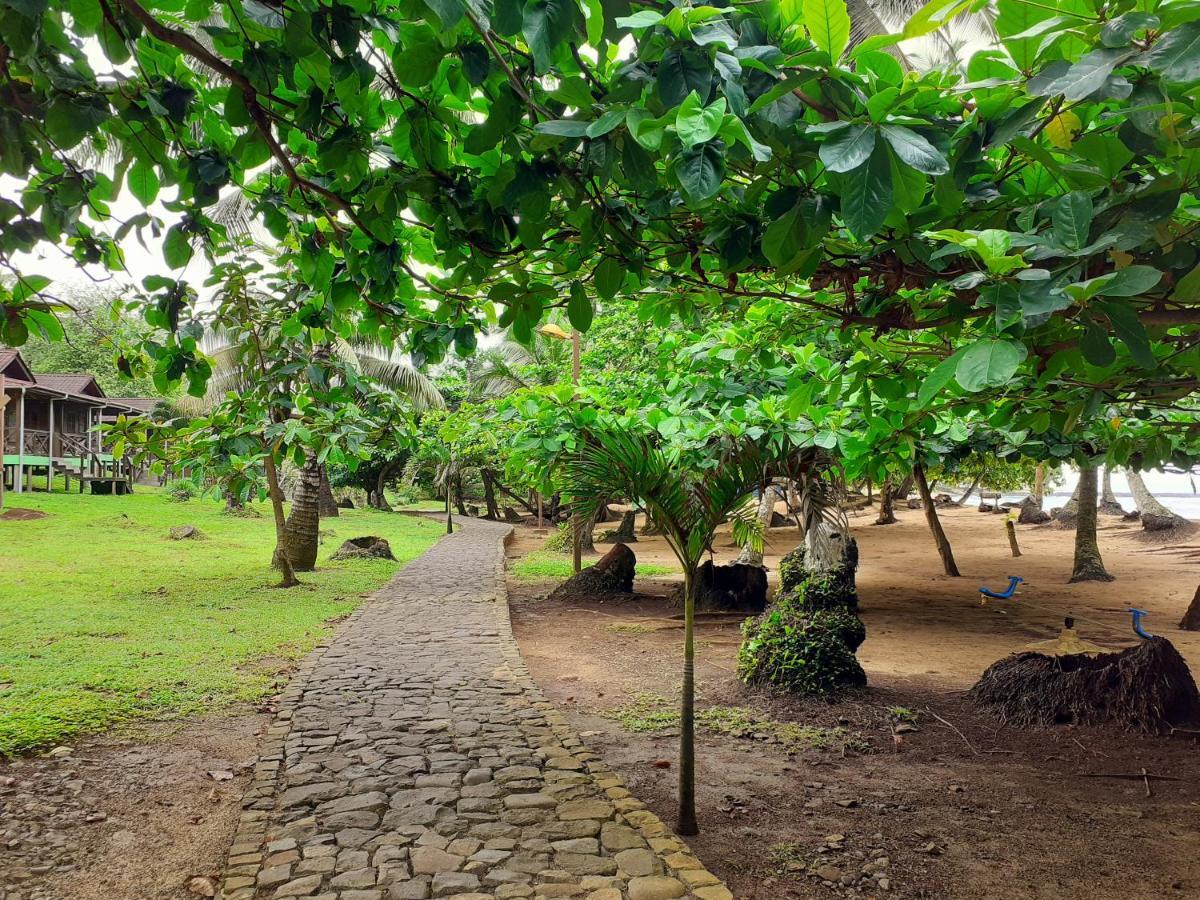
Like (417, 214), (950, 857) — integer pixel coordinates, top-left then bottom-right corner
(217, 517), (731, 900)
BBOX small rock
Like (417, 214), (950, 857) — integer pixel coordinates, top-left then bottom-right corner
(48, 746), (73, 758)
(187, 876), (217, 897)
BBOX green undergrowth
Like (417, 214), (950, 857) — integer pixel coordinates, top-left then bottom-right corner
(604, 692), (869, 754)
(509, 550), (675, 581)
(0, 490), (442, 755)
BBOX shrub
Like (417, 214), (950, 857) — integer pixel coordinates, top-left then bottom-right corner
(737, 607), (866, 695)
(776, 539), (859, 611)
(543, 522), (572, 553)
(165, 479), (200, 502)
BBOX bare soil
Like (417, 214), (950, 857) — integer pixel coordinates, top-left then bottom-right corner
(508, 505), (1200, 899)
(0, 712), (267, 899)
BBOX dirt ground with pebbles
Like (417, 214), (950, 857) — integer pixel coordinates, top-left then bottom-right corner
(0, 713), (266, 900)
(506, 509), (1200, 900)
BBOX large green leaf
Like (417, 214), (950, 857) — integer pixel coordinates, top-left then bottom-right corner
(594, 257), (624, 299)
(840, 144), (892, 239)
(1052, 191), (1093, 250)
(657, 46), (712, 106)
(675, 92), (725, 149)
(1146, 21), (1200, 84)
(819, 123), (876, 173)
(523, 0), (577, 73)
(127, 160), (160, 206)
(802, 0), (851, 59)
(1045, 47), (1131, 100)
(1098, 301), (1155, 368)
(674, 142), (725, 203)
(881, 125), (949, 174)
(916, 351), (963, 407)
(568, 281), (594, 332)
(954, 339), (1026, 391)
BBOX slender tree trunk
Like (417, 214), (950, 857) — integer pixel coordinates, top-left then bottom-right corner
(875, 479), (897, 525)
(866, 478), (873, 504)
(482, 469), (500, 520)
(317, 463), (339, 517)
(736, 486), (775, 567)
(1069, 463), (1114, 582)
(446, 488), (453, 534)
(373, 462), (395, 510)
(282, 453), (322, 571)
(914, 463), (960, 576)
(263, 445), (298, 587)
(955, 474), (982, 506)
(454, 478), (467, 516)
(1099, 466), (1125, 515)
(1032, 463), (1045, 508)
(1126, 469), (1190, 530)
(677, 567), (698, 836)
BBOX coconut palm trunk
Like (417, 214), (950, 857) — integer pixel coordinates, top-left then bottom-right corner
(1031, 463), (1045, 508)
(875, 479), (898, 525)
(1069, 463), (1114, 582)
(955, 474), (982, 506)
(914, 463), (960, 576)
(1126, 469), (1191, 532)
(318, 464), (340, 517)
(736, 486), (776, 566)
(1099, 467), (1125, 515)
(282, 453), (322, 571)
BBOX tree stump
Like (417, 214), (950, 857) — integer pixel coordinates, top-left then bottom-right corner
(547, 543), (636, 600)
(769, 510), (792, 527)
(332, 536), (396, 560)
(677, 561), (767, 613)
(169, 525), (202, 540)
(970, 637), (1200, 732)
(503, 506), (523, 523)
(1180, 585), (1200, 631)
(599, 510), (638, 543)
(336, 498), (355, 509)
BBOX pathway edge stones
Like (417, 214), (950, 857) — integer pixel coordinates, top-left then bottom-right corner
(215, 517), (731, 900)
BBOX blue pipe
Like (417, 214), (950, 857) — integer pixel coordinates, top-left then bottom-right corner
(1128, 607), (1153, 640)
(979, 575), (1023, 600)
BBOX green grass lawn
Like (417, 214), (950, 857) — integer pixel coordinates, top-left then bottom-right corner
(510, 549), (677, 581)
(0, 490), (443, 755)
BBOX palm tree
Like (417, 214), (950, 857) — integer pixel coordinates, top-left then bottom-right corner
(1126, 469), (1192, 533)
(563, 430), (838, 834)
(190, 331), (443, 569)
(467, 328), (572, 398)
(1069, 462), (1114, 582)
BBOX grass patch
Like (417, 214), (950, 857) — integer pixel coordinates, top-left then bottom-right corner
(509, 550), (676, 581)
(603, 693), (869, 753)
(0, 490), (443, 755)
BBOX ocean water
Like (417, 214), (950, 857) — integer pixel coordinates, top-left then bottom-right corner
(968, 469), (1200, 519)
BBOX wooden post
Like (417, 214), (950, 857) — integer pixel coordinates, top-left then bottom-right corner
(15, 386), (25, 494)
(1006, 518), (1022, 557)
(47, 397), (55, 493)
(0, 372), (6, 510)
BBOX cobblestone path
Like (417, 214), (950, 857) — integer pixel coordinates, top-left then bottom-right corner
(218, 517), (730, 900)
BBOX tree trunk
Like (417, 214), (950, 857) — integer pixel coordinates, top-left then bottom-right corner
(454, 479), (467, 516)
(1032, 463), (1045, 508)
(282, 453), (322, 571)
(263, 445), (299, 587)
(1069, 463), (1114, 582)
(372, 462), (394, 510)
(1180, 584), (1200, 631)
(481, 469), (500, 520)
(317, 463), (339, 518)
(1055, 475), (1083, 524)
(736, 487), (775, 567)
(914, 463), (960, 576)
(677, 567), (698, 836)
(875, 479), (897, 525)
(1126, 469), (1190, 531)
(1099, 466), (1125, 515)
(955, 474), (982, 506)
(446, 489), (453, 534)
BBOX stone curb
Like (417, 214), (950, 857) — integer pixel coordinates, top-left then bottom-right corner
(490, 525), (733, 900)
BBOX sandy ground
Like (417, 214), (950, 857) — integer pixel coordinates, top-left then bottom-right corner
(508, 504), (1200, 899)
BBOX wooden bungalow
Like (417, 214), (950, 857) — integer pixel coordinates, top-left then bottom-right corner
(0, 348), (157, 496)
